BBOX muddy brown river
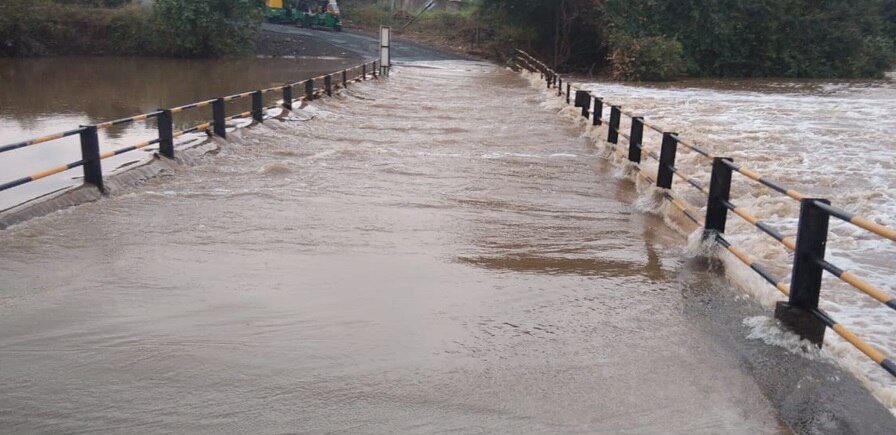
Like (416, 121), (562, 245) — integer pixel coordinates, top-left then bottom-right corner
(1, 56), (894, 433)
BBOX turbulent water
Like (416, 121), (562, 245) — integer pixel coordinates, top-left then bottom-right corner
(1, 59), (895, 432)
(568, 75), (896, 413)
(0, 56), (361, 211)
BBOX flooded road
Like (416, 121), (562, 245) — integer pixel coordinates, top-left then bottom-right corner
(0, 55), (364, 211)
(2, 60), (895, 433)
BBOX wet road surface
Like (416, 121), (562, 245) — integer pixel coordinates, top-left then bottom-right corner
(262, 23), (468, 62)
(1, 61), (894, 433)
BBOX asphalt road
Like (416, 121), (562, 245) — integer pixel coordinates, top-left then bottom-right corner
(262, 23), (469, 62)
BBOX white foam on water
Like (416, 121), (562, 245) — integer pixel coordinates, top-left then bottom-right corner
(519, 69), (896, 413)
(743, 315), (826, 360)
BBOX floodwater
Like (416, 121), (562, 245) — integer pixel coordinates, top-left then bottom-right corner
(0, 55), (363, 210)
(574, 75), (896, 413)
(1, 58), (895, 433)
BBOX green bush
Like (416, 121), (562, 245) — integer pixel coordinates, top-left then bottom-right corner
(151, 0), (262, 57)
(609, 35), (685, 81)
(54, 0), (133, 6)
(0, 0), (52, 56)
(342, 3), (393, 27)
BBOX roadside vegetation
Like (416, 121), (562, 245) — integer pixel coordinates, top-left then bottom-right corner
(3, 0), (895, 80)
(341, 0), (896, 80)
(0, 0), (262, 57)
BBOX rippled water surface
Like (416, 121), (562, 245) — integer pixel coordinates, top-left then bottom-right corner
(2, 58), (895, 433)
(0, 56), (361, 210)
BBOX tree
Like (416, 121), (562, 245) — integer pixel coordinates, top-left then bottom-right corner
(152, 0), (263, 57)
(479, 0), (605, 69)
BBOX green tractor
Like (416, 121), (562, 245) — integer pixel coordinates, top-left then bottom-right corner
(296, 0), (343, 31)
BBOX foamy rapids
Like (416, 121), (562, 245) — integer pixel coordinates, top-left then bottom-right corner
(521, 69), (896, 414)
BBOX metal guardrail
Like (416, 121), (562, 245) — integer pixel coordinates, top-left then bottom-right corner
(514, 49), (896, 378)
(0, 60), (380, 196)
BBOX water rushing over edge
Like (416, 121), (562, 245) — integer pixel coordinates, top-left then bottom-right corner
(542, 72), (896, 413)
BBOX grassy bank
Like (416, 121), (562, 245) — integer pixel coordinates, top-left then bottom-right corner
(0, 0), (261, 57)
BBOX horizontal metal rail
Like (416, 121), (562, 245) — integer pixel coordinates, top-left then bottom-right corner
(0, 127), (85, 154)
(715, 233), (791, 295)
(811, 307), (896, 377)
(223, 91), (255, 102)
(720, 199), (797, 250)
(0, 159), (87, 192)
(816, 259), (896, 311)
(812, 199), (896, 242)
(100, 138), (162, 160)
(96, 111), (162, 130)
(173, 122), (213, 138)
(171, 99), (216, 113)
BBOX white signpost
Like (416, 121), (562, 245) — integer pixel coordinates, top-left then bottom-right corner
(380, 26), (391, 77)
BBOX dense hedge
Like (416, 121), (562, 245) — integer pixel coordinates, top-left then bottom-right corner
(604, 0), (896, 79)
(0, 0), (262, 57)
(478, 0), (896, 79)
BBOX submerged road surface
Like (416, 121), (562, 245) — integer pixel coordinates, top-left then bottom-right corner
(261, 23), (468, 62)
(1, 61), (894, 433)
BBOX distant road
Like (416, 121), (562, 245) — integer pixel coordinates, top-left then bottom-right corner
(262, 23), (469, 62)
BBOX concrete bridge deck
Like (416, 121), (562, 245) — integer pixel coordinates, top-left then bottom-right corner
(1, 60), (893, 433)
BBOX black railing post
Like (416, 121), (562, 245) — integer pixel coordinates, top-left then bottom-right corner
(325, 75), (332, 97)
(362, 64), (367, 80)
(774, 199), (831, 346)
(558, 77), (563, 96)
(305, 79), (314, 101)
(212, 98), (226, 138)
(566, 82), (571, 104)
(593, 97), (603, 126)
(628, 117), (643, 163)
(704, 157), (733, 236)
(282, 86), (293, 110)
(546, 72), (551, 89)
(251, 90), (264, 123)
(574, 90), (590, 118)
(79, 125), (104, 192)
(657, 133), (678, 189)
(158, 109), (174, 159)
(607, 106), (621, 144)
(342, 69), (347, 88)
(372, 61), (378, 78)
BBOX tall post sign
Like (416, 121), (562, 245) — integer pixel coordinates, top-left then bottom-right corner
(380, 26), (391, 77)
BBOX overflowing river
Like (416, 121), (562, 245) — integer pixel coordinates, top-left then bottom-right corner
(1, 55), (895, 433)
(566, 74), (896, 413)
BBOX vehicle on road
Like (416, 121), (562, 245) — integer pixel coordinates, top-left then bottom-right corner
(297, 0), (343, 32)
(265, 0), (342, 32)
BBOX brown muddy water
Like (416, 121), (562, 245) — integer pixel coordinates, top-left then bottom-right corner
(1, 59), (895, 433)
(0, 55), (363, 210)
